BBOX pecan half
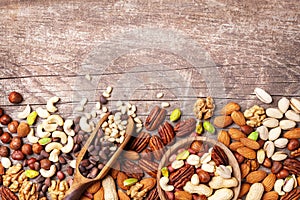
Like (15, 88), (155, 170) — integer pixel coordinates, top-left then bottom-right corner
(129, 132), (150, 153)
(280, 188), (300, 200)
(211, 145), (229, 166)
(121, 160), (144, 180)
(174, 118), (196, 137)
(283, 158), (300, 176)
(0, 187), (18, 200)
(145, 106), (167, 131)
(149, 135), (165, 160)
(146, 188), (159, 200)
(169, 164), (194, 188)
(139, 158), (158, 178)
(158, 121), (175, 145)
(291, 147), (300, 158)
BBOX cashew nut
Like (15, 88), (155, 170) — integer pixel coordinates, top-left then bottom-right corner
(171, 160), (184, 169)
(159, 177), (174, 192)
(36, 107), (50, 119)
(187, 154), (200, 166)
(200, 152), (211, 164)
(201, 163), (215, 173)
(47, 115), (64, 126)
(17, 104), (31, 119)
(208, 188), (233, 200)
(274, 179), (285, 196)
(45, 142), (63, 152)
(63, 119), (75, 136)
(52, 131), (67, 144)
(36, 124), (51, 138)
(191, 174), (200, 186)
(245, 183), (264, 200)
(208, 176), (238, 189)
(61, 136), (74, 153)
(183, 181), (213, 197)
(40, 165), (56, 178)
(27, 128), (39, 143)
(49, 149), (60, 162)
(46, 96), (60, 113)
(79, 116), (92, 132)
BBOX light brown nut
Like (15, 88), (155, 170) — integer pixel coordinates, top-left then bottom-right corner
(220, 102), (240, 115)
(262, 191), (279, 200)
(283, 128), (300, 139)
(213, 116), (233, 128)
(241, 163), (250, 179)
(245, 183), (264, 200)
(94, 187), (104, 200)
(174, 191), (192, 200)
(87, 181), (101, 194)
(122, 150), (140, 160)
(228, 128), (246, 141)
(117, 172), (129, 190)
(118, 189), (130, 200)
(240, 138), (260, 150)
(262, 173), (276, 192)
(217, 130), (230, 147)
(237, 147), (256, 159)
(238, 183), (251, 198)
(231, 111), (246, 126)
(246, 170), (267, 184)
(140, 178), (156, 191)
(229, 142), (244, 151)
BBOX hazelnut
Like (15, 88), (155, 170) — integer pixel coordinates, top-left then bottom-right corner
(271, 161), (283, 174)
(21, 144), (33, 155)
(8, 120), (19, 133)
(262, 158), (272, 168)
(0, 114), (12, 125)
(10, 137), (22, 150)
(276, 169), (289, 179)
(0, 108), (3, 117)
(40, 159), (52, 170)
(27, 157), (37, 165)
(11, 150), (25, 160)
(17, 122), (30, 137)
(32, 143), (43, 154)
(0, 146), (9, 157)
(287, 139), (300, 151)
(234, 152), (244, 164)
(196, 169), (211, 183)
(190, 141), (203, 153)
(240, 125), (254, 135)
(8, 91), (23, 104)
(0, 132), (11, 143)
(57, 171), (65, 180)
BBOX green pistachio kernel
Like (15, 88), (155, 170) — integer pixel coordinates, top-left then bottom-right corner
(248, 131), (258, 141)
(176, 150), (190, 160)
(170, 108), (181, 122)
(196, 122), (203, 135)
(27, 111), (38, 126)
(38, 138), (51, 145)
(25, 169), (39, 179)
(203, 121), (215, 133)
(161, 167), (169, 178)
(123, 178), (138, 186)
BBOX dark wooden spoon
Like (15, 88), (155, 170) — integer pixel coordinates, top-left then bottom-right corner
(64, 112), (135, 200)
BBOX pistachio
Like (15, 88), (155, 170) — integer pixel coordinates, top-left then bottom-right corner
(266, 108), (283, 119)
(278, 97), (290, 113)
(196, 122), (203, 135)
(290, 98), (300, 113)
(274, 138), (288, 148)
(268, 127), (281, 141)
(176, 150), (190, 160)
(271, 151), (287, 161)
(248, 131), (259, 141)
(264, 141), (275, 158)
(38, 138), (52, 145)
(256, 126), (268, 140)
(285, 110), (300, 122)
(161, 167), (169, 178)
(170, 108), (181, 122)
(25, 169), (39, 178)
(257, 149), (265, 164)
(27, 111), (38, 125)
(283, 177), (294, 193)
(171, 160), (184, 169)
(279, 120), (296, 130)
(203, 121), (215, 133)
(262, 118), (279, 128)
(123, 178), (138, 186)
(254, 88), (272, 104)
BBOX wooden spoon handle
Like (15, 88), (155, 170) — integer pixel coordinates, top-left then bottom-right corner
(63, 181), (91, 200)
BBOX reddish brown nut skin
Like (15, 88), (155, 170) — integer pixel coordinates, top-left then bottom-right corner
(262, 158), (272, 168)
(0, 114), (12, 125)
(40, 159), (51, 170)
(0, 132), (11, 143)
(27, 157), (37, 165)
(11, 150), (25, 160)
(57, 171), (65, 180)
(0, 146), (9, 157)
(240, 125), (254, 135)
(271, 161), (283, 174)
(10, 137), (22, 150)
(21, 144), (33, 155)
(0, 108), (3, 117)
(32, 143), (43, 154)
(257, 139), (265, 149)
(277, 169), (289, 179)
(287, 139), (300, 151)
(8, 120), (19, 133)
(234, 152), (245, 164)
(8, 91), (23, 104)
(197, 169), (211, 183)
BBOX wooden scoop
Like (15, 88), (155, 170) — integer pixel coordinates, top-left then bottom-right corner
(64, 112), (135, 200)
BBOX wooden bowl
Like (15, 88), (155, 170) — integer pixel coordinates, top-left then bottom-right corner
(157, 136), (241, 200)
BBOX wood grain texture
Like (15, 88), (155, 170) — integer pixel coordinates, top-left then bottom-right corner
(0, 0), (299, 121)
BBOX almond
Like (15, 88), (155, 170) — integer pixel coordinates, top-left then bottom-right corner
(221, 102), (240, 115)
(140, 178), (156, 191)
(174, 191), (192, 200)
(262, 173), (276, 192)
(117, 172), (129, 190)
(231, 111), (246, 126)
(213, 116), (233, 128)
(87, 181), (101, 194)
(240, 138), (260, 150)
(237, 147), (256, 159)
(283, 128), (300, 139)
(238, 183), (251, 198)
(241, 163), (250, 179)
(123, 150), (140, 160)
(229, 141), (244, 151)
(246, 170), (267, 183)
(228, 128), (246, 141)
(217, 130), (230, 147)
(262, 191), (279, 200)
(118, 190), (130, 200)
(94, 187), (104, 200)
